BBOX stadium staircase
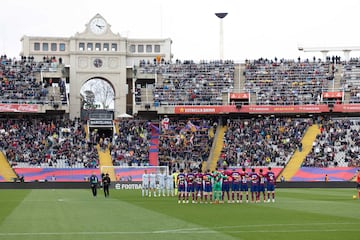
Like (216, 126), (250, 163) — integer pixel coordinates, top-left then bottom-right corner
(96, 145), (116, 181)
(333, 64), (342, 89)
(0, 152), (17, 181)
(203, 125), (227, 172)
(278, 124), (320, 181)
(114, 122), (119, 135)
(84, 124), (89, 140)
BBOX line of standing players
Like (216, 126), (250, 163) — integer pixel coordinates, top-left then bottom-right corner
(141, 170), (175, 197)
(176, 166), (276, 204)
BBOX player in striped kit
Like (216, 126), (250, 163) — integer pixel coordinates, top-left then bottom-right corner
(231, 168), (241, 203)
(258, 169), (267, 203)
(221, 167), (232, 203)
(249, 168), (260, 203)
(240, 167), (249, 203)
(266, 167), (276, 202)
(186, 169), (196, 203)
(203, 169), (213, 204)
(177, 169), (186, 203)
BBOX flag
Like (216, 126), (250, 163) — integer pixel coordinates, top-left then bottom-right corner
(187, 120), (198, 132)
(161, 117), (169, 131)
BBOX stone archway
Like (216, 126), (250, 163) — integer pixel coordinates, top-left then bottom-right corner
(79, 77), (115, 120)
(80, 77), (115, 110)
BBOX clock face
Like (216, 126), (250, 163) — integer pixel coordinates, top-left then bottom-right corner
(89, 17), (107, 35)
(93, 58), (103, 68)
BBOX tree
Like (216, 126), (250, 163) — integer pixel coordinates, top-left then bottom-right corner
(81, 79), (114, 110)
(82, 90), (96, 109)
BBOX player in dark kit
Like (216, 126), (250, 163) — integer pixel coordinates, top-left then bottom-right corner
(89, 172), (99, 197)
(102, 173), (111, 198)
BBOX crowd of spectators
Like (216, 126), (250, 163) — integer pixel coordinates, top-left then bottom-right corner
(3, 55), (360, 173)
(158, 118), (216, 172)
(137, 60), (235, 106)
(221, 117), (310, 167)
(110, 120), (152, 166)
(342, 58), (360, 103)
(303, 118), (360, 167)
(2, 115), (360, 172)
(1, 118), (98, 168)
(243, 58), (332, 105)
(0, 55), (64, 105)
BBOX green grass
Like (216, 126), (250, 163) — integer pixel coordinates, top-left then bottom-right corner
(0, 188), (359, 240)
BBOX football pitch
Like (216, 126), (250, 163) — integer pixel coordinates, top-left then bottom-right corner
(0, 188), (359, 240)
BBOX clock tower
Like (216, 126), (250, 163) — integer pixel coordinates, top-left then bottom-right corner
(20, 14), (173, 119)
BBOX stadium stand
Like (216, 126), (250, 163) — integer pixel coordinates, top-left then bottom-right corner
(158, 118), (215, 172)
(1, 54), (360, 183)
(243, 58), (332, 105)
(141, 60), (235, 106)
(1, 118), (98, 168)
(222, 117), (310, 167)
(0, 55), (64, 105)
(303, 118), (360, 168)
(342, 58), (360, 103)
(110, 120), (152, 166)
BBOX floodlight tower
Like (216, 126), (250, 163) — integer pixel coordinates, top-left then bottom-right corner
(215, 12), (228, 60)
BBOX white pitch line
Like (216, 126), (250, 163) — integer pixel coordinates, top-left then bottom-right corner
(0, 228), (360, 236)
(154, 222), (359, 233)
(225, 229), (360, 233)
(0, 222), (359, 236)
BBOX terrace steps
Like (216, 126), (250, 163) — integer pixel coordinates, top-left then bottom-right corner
(0, 152), (17, 181)
(278, 124), (320, 181)
(114, 122), (119, 135)
(97, 145), (116, 182)
(203, 125), (227, 172)
(84, 124), (89, 140)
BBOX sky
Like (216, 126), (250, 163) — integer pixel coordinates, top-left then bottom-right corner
(1, 0), (360, 62)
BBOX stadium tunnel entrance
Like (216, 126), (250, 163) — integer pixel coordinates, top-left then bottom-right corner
(90, 126), (113, 139)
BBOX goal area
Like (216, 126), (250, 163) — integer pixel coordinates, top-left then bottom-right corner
(100, 165), (169, 182)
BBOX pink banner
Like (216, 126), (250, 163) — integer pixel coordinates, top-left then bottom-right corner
(0, 104), (38, 112)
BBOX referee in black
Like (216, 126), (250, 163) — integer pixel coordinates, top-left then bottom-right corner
(102, 173), (111, 198)
(89, 172), (99, 197)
